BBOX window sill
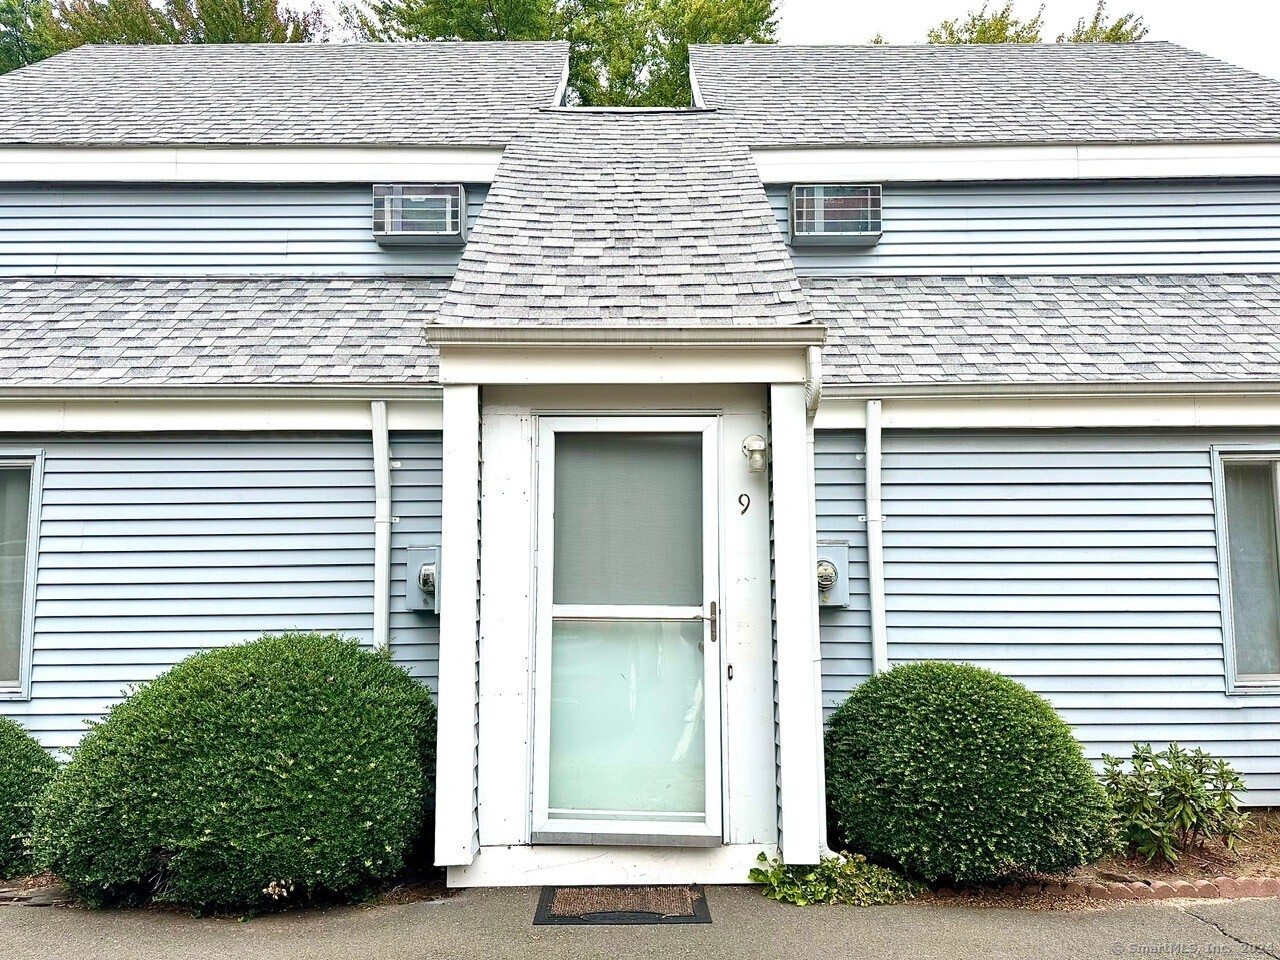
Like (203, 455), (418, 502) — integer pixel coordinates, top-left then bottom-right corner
(1226, 681), (1280, 697)
(0, 688), (30, 702)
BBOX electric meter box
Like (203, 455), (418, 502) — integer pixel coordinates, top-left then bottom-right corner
(405, 544), (441, 614)
(816, 539), (851, 608)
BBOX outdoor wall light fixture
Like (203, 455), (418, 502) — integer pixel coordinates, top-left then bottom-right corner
(742, 435), (768, 473)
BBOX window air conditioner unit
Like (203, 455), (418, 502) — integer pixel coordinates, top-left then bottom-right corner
(372, 184), (466, 246)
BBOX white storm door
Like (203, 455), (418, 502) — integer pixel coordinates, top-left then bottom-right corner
(532, 416), (722, 844)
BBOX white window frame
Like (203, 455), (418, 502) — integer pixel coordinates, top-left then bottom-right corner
(1212, 445), (1280, 694)
(530, 416), (724, 844)
(0, 449), (43, 701)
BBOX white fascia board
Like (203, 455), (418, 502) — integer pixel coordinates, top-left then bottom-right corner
(0, 145), (504, 183)
(439, 345), (809, 386)
(431, 326), (824, 386)
(814, 392), (1280, 430)
(752, 141), (1280, 184)
(0, 398), (442, 432)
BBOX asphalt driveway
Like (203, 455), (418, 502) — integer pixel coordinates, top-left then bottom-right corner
(1, 885), (1278, 960)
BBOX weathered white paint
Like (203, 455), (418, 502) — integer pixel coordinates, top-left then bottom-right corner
(371, 401), (392, 653)
(0, 146), (504, 183)
(0, 399), (443, 433)
(437, 346), (810, 387)
(457, 384), (778, 884)
(814, 395), (1280, 431)
(768, 383), (826, 865)
(434, 385), (482, 867)
(752, 142), (1280, 184)
(447, 842), (776, 887)
(863, 400), (888, 675)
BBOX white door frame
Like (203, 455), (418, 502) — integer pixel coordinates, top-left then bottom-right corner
(531, 415), (724, 843)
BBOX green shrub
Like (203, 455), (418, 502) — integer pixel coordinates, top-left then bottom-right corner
(0, 717), (58, 878)
(750, 850), (918, 906)
(1103, 743), (1247, 865)
(34, 632), (436, 910)
(825, 661), (1114, 884)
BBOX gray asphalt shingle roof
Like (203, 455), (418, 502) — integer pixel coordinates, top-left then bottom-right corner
(0, 42), (569, 146)
(689, 42), (1280, 147)
(0, 277), (445, 387)
(436, 110), (812, 326)
(807, 275), (1280, 386)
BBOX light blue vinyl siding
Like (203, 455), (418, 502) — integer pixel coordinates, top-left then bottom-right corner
(771, 179), (1280, 275)
(0, 433), (442, 750)
(0, 184), (487, 276)
(816, 429), (1280, 805)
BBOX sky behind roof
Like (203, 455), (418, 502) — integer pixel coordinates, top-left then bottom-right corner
(777, 0), (1280, 79)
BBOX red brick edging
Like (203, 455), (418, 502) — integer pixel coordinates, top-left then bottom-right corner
(934, 876), (1280, 901)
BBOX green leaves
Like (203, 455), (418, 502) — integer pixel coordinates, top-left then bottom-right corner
(749, 850), (917, 907)
(1103, 743), (1247, 866)
(0, 716), (58, 878)
(927, 1), (1148, 45)
(345, 0), (777, 106)
(33, 632), (437, 910)
(825, 661), (1115, 884)
(927, 2), (1044, 44)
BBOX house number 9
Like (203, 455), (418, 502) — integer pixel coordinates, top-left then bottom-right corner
(738, 493), (751, 515)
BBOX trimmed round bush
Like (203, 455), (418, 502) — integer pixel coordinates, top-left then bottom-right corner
(34, 632), (436, 910)
(0, 716), (58, 877)
(826, 661), (1114, 884)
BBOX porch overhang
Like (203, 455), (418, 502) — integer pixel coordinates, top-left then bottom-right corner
(426, 323), (826, 386)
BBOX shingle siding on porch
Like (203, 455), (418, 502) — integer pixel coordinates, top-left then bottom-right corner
(815, 429), (1280, 805)
(0, 432), (442, 750)
(770, 179), (1280, 275)
(0, 184), (488, 277)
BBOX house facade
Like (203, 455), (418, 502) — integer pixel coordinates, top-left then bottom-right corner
(1, 40), (1280, 887)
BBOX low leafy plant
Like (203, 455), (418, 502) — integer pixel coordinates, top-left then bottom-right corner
(34, 632), (436, 911)
(1103, 743), (1248, 866)
(750, 851), (917, 906)
(0, 716), (58, 878)
(826, 662), (1115, 884)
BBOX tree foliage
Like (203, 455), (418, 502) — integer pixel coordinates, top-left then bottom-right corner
(1060, 0), (1148, 42)
(345, 0), (776, 106)
(50, 0), (323, 45)
(0, 0), (58, 73)
(928, 2), (1044, 44)
(928, 1), (1149, 45)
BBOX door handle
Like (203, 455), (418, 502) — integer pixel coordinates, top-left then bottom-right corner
(691, 602), (717, 643)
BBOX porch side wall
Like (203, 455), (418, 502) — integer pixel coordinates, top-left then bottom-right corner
(816, 428), (1280, 805)
(0, 432), (442, 750)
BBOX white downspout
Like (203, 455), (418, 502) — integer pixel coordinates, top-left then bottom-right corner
(865, 399), (889, 674)
(371, 400), (392, 653)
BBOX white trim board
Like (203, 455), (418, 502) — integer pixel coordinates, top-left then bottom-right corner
(0, 400), (443, 433)
(753, 142), (1280, 184)
(0, 145), (504, 183)
(814, 395), (1280, 431)
(437, 346), (809, 386)
(447, 842), (775, 887)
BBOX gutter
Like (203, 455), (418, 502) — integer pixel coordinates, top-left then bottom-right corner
(864, 399), (889, 675)
(0, 384), (444, 401)
(822, 380), (1280, 401)
(371, 400), (393, 653)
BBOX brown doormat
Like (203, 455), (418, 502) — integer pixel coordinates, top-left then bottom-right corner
(534, 884), (711, 925)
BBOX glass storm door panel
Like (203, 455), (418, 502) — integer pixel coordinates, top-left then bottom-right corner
(534, 418), (722, 841)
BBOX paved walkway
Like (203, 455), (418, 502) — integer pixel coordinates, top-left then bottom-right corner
(2, 885), (1278, 960)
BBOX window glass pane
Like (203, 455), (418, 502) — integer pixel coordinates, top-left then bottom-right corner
(548, 619), (705, 821)
(552, 432), (702, 605)
(1224, 461), (1280, 677)
(0, 468), (31, 687)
